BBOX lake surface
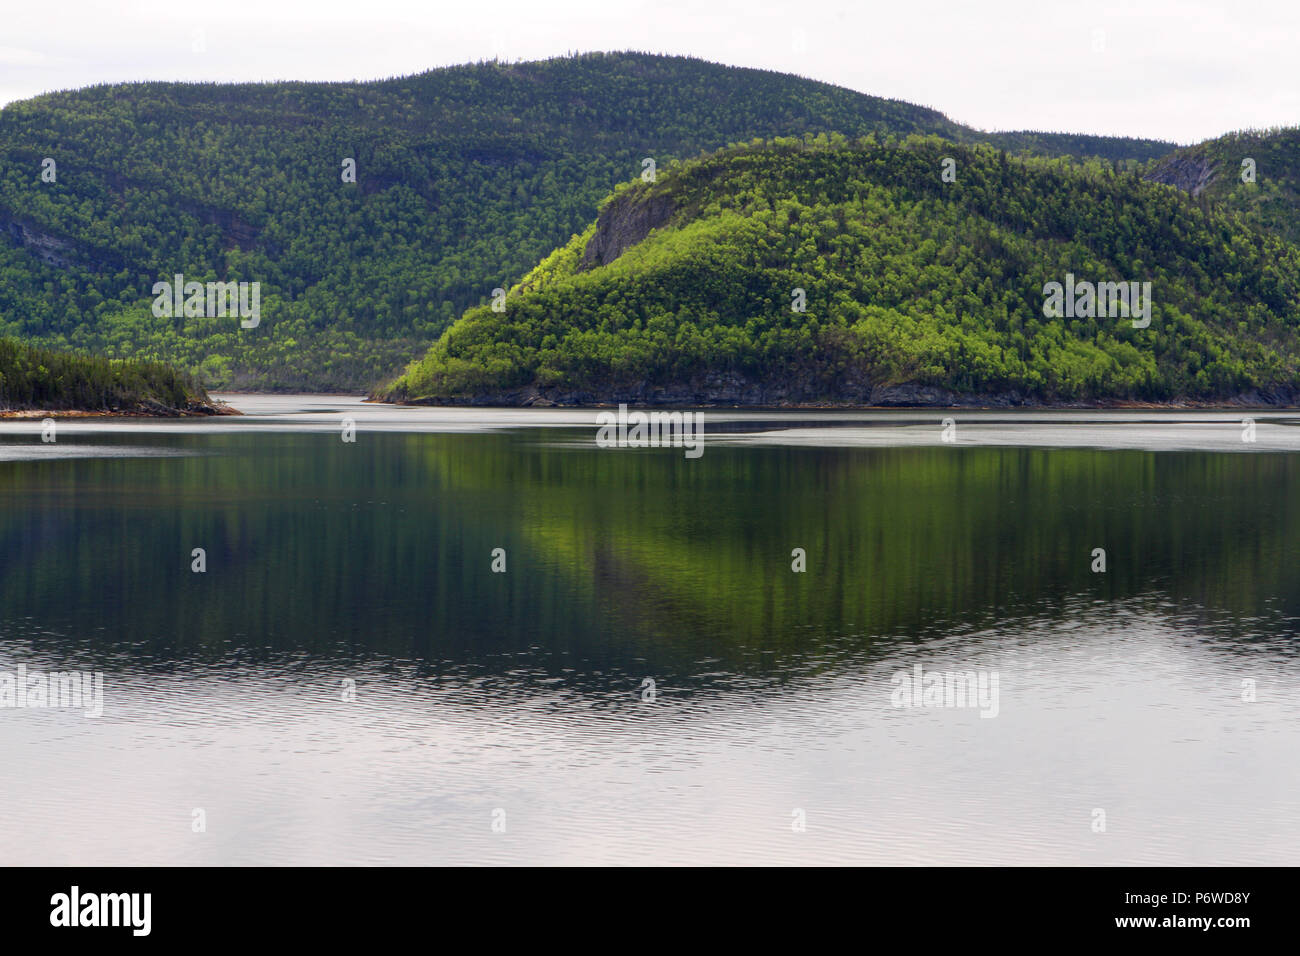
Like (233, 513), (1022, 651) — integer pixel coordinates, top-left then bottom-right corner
(2, 396), (1298, 865)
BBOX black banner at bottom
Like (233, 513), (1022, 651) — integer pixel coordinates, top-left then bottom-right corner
(1, 865), (1286, 943)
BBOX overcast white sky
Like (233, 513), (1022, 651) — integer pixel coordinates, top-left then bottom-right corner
(1, 0), (1295, 144)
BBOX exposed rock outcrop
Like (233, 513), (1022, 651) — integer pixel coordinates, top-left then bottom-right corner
(1145, 154), (1217, 196)
(391, 377), (1300, 409)
(3, 217), (76, 268)
(578, 190), (675, 271)
(0, 210), (125, 271)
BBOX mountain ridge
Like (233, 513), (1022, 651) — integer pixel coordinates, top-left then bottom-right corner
(0, 51), (1178, 392)
(384, 133), (1300, 406)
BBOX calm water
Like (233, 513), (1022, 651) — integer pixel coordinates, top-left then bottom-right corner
(2, 396), (1299, 865)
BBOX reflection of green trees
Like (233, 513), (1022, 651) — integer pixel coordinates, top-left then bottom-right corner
(0, 434), (538, 663)
(429, 440), (1300, 652)
(5, 434), (1293, 672)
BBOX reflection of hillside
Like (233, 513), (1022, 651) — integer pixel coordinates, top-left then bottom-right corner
(2, 431), (1298, 676)
(423, 435), (1300, 655)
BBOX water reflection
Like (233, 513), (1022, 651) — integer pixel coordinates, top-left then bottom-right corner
(1, 400), (1298, 864)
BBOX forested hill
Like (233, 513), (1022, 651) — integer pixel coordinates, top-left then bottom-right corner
(0, 52), (1176, 391)
(1145, 127), (1300, 245)
(384, 134), (1300, 406)
(0, 339), (221, 415)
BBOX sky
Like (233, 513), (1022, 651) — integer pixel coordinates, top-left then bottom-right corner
(1, 0), (1295, 145)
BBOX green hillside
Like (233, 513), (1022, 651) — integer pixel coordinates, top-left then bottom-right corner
(1145, 127), (1300, 245)
(386, 134), (1300, 405)
(0, 52), (1175, 391)
(0, 338), (218, 414)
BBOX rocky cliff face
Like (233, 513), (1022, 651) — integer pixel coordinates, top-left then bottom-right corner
(578, 191), (675, 271)
(2, 215), (76, 268)
(388, 373), (1034, 408)
(1145, 154), (1217, 196)
(1, 210), (128, 271)
(395, 382), (1300, 409)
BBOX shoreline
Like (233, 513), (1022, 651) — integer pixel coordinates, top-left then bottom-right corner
(373, 381), (1300, 411)
(374, 396), (1300, 411)
(0, 401), (240, 419)
(13, 393), (1300, 417)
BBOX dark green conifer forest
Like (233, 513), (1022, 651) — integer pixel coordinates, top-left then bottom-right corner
(0, 52), (1180, 395)
(388, 134), (1300, 404)
(3, 51), (1299, 404)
